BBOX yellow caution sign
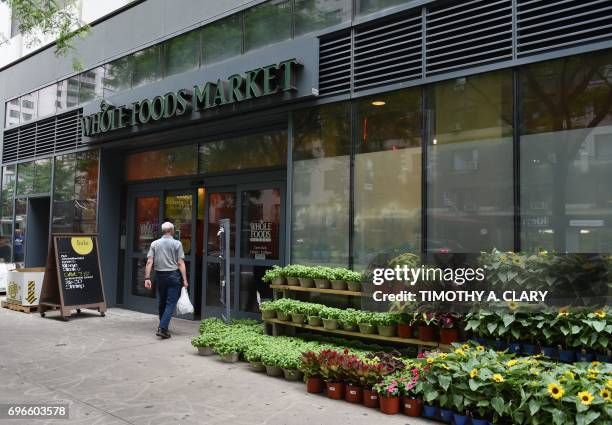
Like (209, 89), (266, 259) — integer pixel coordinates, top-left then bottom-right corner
(26, 280), (36, 304)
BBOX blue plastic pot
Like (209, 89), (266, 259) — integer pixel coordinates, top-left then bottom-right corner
(596, 354), (611, 363)
(576, 352), (595, 362)
(453, 413), (468, 425)
(541, 346), (557, 359)
(559, 349), (576, 363)
(423, 403), (438, 418)
(474, 337), (487, 345)
(472, 419), (488, 425)
(507, 342), (522, 354)
(440, 408), (453, 423)
(522, 344), (539, 355)
(492, 339), (507, 351)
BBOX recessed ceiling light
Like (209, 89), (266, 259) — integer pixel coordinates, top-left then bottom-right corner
(371, 100), (386, 106)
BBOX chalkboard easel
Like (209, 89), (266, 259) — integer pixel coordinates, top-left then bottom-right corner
(39, 234), (107, 321)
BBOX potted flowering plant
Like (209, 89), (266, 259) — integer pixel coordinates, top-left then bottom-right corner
(341, 354), (365, 403)
(415, 310), (439, 342)
(373, 376), (401, 414)
(439, 312), (460, 345)
(299, 351), (324, 393)
(397, 312), (413, 338)
(399, 365), (423, 417)
(318, 349), (348, 400)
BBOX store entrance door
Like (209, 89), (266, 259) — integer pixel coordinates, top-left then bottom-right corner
(124, 186), (198, 315)
(202, 182), (285, 319)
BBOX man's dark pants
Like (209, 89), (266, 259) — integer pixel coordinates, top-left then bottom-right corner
(156, 270), (181, 330)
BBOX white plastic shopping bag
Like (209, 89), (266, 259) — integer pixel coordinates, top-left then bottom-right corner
(176, 287), (194, 315)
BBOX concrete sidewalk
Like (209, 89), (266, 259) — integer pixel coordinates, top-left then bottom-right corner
(0, 304), (430, 425)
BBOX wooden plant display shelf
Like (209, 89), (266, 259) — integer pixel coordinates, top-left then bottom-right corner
(270, 284), (365, 297)
(265, 318), (451, 350)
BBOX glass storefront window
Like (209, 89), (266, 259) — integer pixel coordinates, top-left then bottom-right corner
(354, 89), (422, 270)
(241, 189), (281, 260)
(427, 70), (514, 253)
(201, 14), (242, 65)
(199, 131), (287, 174)
(244, 0), (292, 52)
(164, 194), (193, 255)
(56, 77), (80, 111)
(125, 145), (198, 181)
(5, 98), (20, 128)
(163, 30), (200, 76)
(104, 56), (132, 96)
(37, 84), (57, 118)
(17, 159), (52, 196)
(356, 0), (407, 16)
(78, 67), (104, 104)
(0, 165), (16, 263)
(20, 92), (38, 124)
(207, 192), (236, 257)
(294, 0), (351, 36)
(14, 199), (26, 264)
(292, 103), (351, 266)
(132, 45), (161, 88)
(520, 50), (612, 253)
(16, 161), (34, 196)
(239, 265), (272, 312)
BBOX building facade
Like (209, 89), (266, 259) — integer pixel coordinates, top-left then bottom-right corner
(0, 0), (611, 318)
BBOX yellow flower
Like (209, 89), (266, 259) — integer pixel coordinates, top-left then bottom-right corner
(595, 310), (606, 319)
(548, 383), (565, 400)
(578, 391), (594, 406)
(591, 361), (601, 366)
(600, 388), (611, 402)
(538, 250), (548, 257)
(500, 254), (508, 263)
(506, 360), (518, 367)
(512, 257), (522, 265)
(563, 371), (575, 381)
(507, 301), (519, 311)
(530, 368), (540, 376)
(438, 353), (448, 359)
(462, 344), (470, 350)
(454, 348), (466, 357)
(558, 310), (569, 317)
(607, 379), (612, 389)
(476, 346), (485, 352)
(492, 374), (504, 383)
(439, 364), (450, 370)
(470, 368), (478, 378)
(587, 369), (599, 380)
(426, 357), (434, 364)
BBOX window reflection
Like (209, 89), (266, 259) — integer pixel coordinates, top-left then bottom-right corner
(104, 56), (132, 96)
(38, 84), (57, 118)
(354, 89), (422, 270)
(294, 0), (351, 36)
(132, 45), (161, 88)
(125, 145), (198, 181)
(427, 71), (514, 253)
(78, 67), (104, 104)
(202, 14), (242, 65)
(244, 0), (291, 52)
(0, 166), (15, 263)
(164, 30), (200, 76)
(57, 77), (80, 111)
(5, 99), (20, 128)
(356, 0), (407, 16)
(20, 92), (38, 123)
(520, 50), (612, 253)
(292, 103), (350, 266)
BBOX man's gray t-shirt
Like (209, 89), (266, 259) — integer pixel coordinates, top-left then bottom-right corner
(147, 235), (185, 271)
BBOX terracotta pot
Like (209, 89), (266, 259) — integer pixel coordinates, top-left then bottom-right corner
(347, 281), (361, 292)
(330, 279), (347, 290)
(299, 277), (315, 288)
(261, 310), (276, 320)
(286, 276), (299, 286)
(272, 277), (286, 285)
(397, 323), (413, 339)
(401, 396), (422, 417)
(306, 377), (324, 393)
(418, 325), (436, 342)
(363, 389), (380, 408)
(345, 384), (362, 403)
(379, 395), (400, 415)
(326, 382), (345, 400)
(439, 328), (459, 345)
(315, 279), (330, 289)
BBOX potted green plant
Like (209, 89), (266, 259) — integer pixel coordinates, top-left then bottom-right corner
(274, 299), (293, 322)
(290, 302), (307, 324)
(294, 265), (315, 288)
(338, 309), (359, 332)
(214, 340), (240, 363)
(439, 312), (460, 345)
(321, 307), (341, 330)
(397, 312), (413, 339)
(191, 335), (215, 356)
(374, 313), (398, 337)
(313, 266), (331, 289)
(244, 344), (266, 372)
(306, 303), (323, 326)
(261, 347), (283, 376)
(279, 355), (303, 381)
(345, 270), (363, 292)
(331, 268), (348, 290)
(415, 311), (438, 342)
(357, 311), (377, 334)
(262, 265), (286, 286)
(259, 300), (276, 320)
(283, 264), (300, 286)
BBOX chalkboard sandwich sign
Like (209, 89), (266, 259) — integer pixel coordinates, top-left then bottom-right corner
(39, 234), (107, 321)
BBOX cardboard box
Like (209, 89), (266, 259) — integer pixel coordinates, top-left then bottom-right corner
(6, 268), (45, 306)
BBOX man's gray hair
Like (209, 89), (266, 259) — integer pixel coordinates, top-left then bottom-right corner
(161, 222), (174, 234)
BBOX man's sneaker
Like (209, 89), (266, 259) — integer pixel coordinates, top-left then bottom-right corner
(159, 328), (171, 339)
(156, 327), (163, 337)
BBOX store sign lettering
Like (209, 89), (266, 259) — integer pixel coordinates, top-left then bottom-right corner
(250, 221), (272, 243)
(81, 58), (300, 137)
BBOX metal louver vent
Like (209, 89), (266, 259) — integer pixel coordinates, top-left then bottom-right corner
(354, 13), (422, 91)
(2, 109), (82, 163)
(517, 0), (612, 57)
(425, 0), (513, 75)
(318, 31), (351, 96)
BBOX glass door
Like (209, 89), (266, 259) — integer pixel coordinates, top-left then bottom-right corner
(202, 182), (285, 319)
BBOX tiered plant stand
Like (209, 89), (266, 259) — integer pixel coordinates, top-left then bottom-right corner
(270, 284), (364, 297)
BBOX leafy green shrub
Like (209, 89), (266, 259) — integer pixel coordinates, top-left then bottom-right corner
(262, 266), (286, 282)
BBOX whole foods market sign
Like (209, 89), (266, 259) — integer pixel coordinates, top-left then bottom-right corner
(81, 58), (300, 137)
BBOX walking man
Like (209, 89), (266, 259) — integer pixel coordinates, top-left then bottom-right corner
(144, 222), (189, 339)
